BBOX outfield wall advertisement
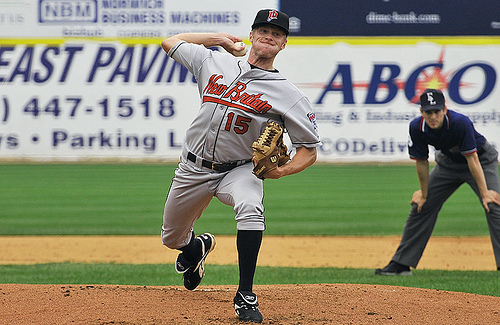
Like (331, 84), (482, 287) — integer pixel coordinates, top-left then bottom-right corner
(0, 1), (498, 162)
(281, 0), (500, 36)
(1, 41), (498, 162)
(0, 0), (278, 38)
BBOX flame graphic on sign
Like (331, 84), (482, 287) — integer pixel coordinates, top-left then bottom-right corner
(409, 48), (452, 103)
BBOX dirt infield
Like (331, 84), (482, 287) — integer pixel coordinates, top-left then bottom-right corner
(1, 236), (499, 324)
(0, 235), (497, 270)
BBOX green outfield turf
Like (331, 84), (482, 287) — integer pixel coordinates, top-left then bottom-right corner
(0, 264), (498, 297)
(0, 163), (491, 236)
(0, 163), (498, 297)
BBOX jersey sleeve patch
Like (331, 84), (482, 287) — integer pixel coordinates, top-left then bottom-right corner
(307, 112), (318, 130)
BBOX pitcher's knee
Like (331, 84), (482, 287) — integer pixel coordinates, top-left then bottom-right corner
(235, 215), (265, 231)
(161, 227), (191, 249)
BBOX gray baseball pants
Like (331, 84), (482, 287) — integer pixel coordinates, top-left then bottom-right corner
(392, 142), (500, 270)
(161, 152), (264, 250)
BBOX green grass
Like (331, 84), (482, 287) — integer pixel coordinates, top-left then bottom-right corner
(0, 163), (491, 236)
(0, 163), (498, 297)
(0, 263), (498, 297)
(0, 164), (173, 235)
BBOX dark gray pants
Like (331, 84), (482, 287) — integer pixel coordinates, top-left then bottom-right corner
(392, 142), (500, 269)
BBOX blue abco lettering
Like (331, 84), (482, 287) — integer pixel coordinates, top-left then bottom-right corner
(317, 60), (496, 106)
(448, 63), (496, 105)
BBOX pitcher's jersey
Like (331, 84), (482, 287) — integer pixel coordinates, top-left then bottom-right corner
(168, 41), (321, 162)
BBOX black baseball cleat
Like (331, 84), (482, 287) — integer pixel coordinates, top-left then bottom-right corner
(179, 233), (216, 290)
(175, 252), (192, 274)
(375, 261), (412, 276)
(234, 291), (263, 323)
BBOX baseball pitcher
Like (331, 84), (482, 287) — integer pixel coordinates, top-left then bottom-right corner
(160, 9), (321, 323)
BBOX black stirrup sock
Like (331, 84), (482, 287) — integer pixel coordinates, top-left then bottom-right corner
(180, 231), (201, 262)
(237, 230), (263, 292)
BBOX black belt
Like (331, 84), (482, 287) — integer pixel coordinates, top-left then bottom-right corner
(187, 152), (250, 172)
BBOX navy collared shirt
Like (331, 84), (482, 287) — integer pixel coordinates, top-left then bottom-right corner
(408, 109), (486, 163)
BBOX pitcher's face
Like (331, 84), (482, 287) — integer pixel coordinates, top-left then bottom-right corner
(249, 25), (287, 59)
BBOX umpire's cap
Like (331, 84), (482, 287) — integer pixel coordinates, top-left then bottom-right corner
(420, 89), (446, 111)
(252, 9), (289, 35)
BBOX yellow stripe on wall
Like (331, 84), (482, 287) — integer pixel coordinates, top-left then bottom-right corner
(0, 36), (499, 46)
(286, 36), (500, 46)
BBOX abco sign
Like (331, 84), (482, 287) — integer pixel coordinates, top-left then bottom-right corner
(316, 49), (496, 106)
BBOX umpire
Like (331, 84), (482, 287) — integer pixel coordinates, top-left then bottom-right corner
(376, 89), (500, 275)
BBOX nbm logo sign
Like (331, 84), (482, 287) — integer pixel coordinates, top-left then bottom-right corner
(39, 0), (98, 23)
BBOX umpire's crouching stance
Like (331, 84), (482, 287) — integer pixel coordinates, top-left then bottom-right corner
(376, 89), (500, 275)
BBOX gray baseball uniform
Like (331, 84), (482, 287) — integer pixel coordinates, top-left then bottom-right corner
(161, 41), (321, 249)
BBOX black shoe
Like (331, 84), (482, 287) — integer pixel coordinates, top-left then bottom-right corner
(175, 252), (193, 274)
(175, 233), (216, 290)
(375, 261), (412, 276)
(234, 291), (263, 323)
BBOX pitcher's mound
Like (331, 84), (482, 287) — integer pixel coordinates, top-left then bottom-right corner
(1, 283), (498, 324)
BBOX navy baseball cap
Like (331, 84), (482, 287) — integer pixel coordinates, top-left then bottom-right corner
(252, 9), (289, 35)
(420, 89), (446, 111)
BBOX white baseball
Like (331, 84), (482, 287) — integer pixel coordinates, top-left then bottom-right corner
(232, 42), (247, 56)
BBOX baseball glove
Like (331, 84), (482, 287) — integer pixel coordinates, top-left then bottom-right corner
(251, 121), (290, 179)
